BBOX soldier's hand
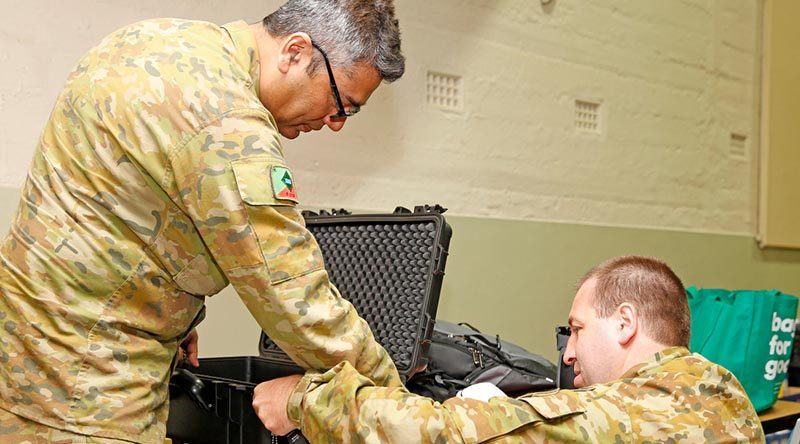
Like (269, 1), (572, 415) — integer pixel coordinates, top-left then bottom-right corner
(253, 374), (303, 436)
(178, 329), (200, 367)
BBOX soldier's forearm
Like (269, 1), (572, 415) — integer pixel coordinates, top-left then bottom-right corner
(231, 266), (402, 387)
(290, 361), (465, 444)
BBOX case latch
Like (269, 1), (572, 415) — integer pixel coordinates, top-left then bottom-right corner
(433, 244), (449, 276)
(321, 208), (351, 216)
(413, 204), (448, 214)
(303, 208), (352, 217)
(394, 205), (448, 215)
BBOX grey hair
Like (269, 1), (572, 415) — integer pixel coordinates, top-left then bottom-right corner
(262, 0), (405, 82)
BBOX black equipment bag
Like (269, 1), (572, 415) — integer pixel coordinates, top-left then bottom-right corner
(406, 320), (558, 402)
(167, 205), (452, 444)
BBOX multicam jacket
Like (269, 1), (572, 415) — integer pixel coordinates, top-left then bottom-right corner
(0, 19), (399, 443)
(288, 347), (765, 443)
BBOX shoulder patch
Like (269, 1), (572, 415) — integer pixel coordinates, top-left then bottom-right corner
(271, 165), (299, 203)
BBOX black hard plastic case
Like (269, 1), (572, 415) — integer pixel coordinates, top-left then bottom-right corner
(167, 205), (452, 444)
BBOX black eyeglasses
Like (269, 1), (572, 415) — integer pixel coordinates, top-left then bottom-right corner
(311, 42), (360, 120)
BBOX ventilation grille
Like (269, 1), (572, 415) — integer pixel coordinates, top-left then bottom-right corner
(730, 133), (747, 159)
(427, 71), (463, 112)
(574, 100), (601, 133)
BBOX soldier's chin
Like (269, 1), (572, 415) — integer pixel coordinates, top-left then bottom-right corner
(573, 374), (586, 388)
(279, 127), (301, 139)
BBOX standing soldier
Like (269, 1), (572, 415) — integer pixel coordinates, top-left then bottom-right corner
(0, 1), (405, 442)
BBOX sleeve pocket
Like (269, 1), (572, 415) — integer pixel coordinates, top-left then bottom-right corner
(230, 159), (323, 284)
(231, 158), (298, 207)
(519, 394), (586, 420)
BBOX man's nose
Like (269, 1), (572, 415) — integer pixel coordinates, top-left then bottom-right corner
(323, 115), (347, 132)
(563, 336), (577, 365)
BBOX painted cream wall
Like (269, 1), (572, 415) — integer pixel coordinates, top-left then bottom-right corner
(0, 1), (786, 360)
(0, 1), (760, 234)
(292, 0), (761, 235)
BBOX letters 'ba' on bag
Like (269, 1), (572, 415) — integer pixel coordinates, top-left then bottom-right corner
(687, 287), (798, 412)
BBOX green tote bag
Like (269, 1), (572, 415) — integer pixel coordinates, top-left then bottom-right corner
(687, 287), (798, 412)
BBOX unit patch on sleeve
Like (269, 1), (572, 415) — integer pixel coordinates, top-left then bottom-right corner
(270, 165), (299, 203)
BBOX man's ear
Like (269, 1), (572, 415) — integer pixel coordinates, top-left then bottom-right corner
(276, 32), (313, 75)
(616, 302), (637, 346)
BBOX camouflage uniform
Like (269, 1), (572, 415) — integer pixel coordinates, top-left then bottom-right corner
(0, 19), (400, 443)
(0, 409), (124, 444)
(288, 347), (765, 443)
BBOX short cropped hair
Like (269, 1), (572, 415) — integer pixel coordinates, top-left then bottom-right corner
(263, 0), (405, 82)
(580, 255), (690, 347)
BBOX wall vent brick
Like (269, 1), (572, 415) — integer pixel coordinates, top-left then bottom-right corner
(427, 71), (463, 112)
(574, 99), (601, 134)
(730, 133), (747, 159)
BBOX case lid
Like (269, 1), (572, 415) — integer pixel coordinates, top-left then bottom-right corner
(259, 205), (452, 379)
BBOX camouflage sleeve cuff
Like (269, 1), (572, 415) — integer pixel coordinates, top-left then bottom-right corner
(287, 362), (356, 427)
(287, 372), (315, 426)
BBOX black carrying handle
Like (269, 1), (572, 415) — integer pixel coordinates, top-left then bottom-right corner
(457, 322), (502, 350)
(170, 367), (212, 411)
(170, 367), (309, 441)
(451, 322), (554, 377)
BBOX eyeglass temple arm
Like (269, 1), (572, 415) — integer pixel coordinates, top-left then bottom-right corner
(310, 42), (346, 111)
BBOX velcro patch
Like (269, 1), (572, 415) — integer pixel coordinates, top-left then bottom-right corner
(271, 165), (299, 203)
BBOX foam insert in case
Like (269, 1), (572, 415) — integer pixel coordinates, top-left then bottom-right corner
(167, 206), (452, 444)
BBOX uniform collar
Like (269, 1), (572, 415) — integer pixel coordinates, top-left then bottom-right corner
(221, 20), (261, 99)
(620, 346), (691, 379)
